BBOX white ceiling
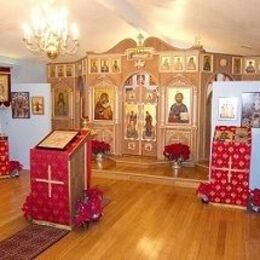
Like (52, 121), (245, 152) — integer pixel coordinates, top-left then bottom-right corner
(1, 0), (260, 63)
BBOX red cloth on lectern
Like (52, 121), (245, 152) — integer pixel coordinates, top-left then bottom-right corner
(0, 137), (9, 176)
(29, 131), (90, 226)
(30, 150), (69, 225)
(198, 126), (251, 207)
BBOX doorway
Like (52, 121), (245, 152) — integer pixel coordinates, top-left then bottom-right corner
(122, 73), (158, 157)
(205, 73), (233, 159)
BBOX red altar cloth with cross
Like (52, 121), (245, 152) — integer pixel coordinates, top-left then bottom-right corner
(198, 126), (251, 207)
(28, 130), (91, 229)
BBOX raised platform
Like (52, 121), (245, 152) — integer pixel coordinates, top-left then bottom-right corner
(107, 155), (168, 168)
(91, 155), (209, 188)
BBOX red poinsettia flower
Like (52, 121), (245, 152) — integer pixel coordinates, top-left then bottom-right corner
(9, 161), (23, 172)
(91, 140), (111, 155)
(163, 143), (190, 161)
(73, 187), (104, 227)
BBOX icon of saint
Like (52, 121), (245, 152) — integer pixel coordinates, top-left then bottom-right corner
(168, 92), (189, 123)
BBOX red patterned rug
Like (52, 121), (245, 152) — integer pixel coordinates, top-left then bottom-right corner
(0, 224), (69, 260)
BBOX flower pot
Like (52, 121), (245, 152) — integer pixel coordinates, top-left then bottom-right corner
(172, 160), (182, 169)
(96, 153), (104, 169)
(96, 153), (104, 162)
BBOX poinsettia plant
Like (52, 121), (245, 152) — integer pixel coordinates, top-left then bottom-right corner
(91, 140), (111, 155)
(163, 143), (190, 162)
(9, 160), (23, 178)
(74, 187), (104, 227)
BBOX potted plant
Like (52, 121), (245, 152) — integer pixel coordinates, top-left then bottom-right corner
(91, 140), (111, 162)
(9, 160), (23, 178)
(163, 143), (190, 169)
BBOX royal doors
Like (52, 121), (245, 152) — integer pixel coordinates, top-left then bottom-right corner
(122, 73), (158, 156)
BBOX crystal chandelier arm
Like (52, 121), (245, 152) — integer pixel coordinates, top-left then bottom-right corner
(22, 1), (79, 59)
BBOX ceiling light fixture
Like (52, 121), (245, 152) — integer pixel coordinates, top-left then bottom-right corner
(22, 0), (79, 60)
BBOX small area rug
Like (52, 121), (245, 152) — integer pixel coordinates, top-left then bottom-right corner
(0, 224), (69, 260)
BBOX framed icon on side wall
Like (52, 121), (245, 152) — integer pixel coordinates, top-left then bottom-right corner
(31, 96), (44, 115)
(0, 73), (10, 105)
(218, 97), (238, 121)
(242, 92), (260, 128)
(11, 92), (30, 119)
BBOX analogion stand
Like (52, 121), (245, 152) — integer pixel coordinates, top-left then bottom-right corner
(26, 130), (91, 230)
(0, 135), (10, 179)
(197, 126), (251, 208)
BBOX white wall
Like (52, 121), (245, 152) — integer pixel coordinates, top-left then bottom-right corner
(212, 81), (260, 189)
(0, 56), (47, 84)
(0, 84), (51, 169)
(0, 56), (49, 169)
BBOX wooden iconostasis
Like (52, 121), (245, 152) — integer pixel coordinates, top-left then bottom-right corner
(47, 37), (260, 162)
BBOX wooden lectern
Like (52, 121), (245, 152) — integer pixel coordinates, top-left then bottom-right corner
(29, 130), (91, 230)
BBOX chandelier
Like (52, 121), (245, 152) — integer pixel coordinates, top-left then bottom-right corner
(22, 0), (79, 59)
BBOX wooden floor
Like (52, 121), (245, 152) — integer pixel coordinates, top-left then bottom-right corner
(0, 172), (260, 259)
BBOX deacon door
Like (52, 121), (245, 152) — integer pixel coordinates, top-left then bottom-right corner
(122, 73), (158, 157)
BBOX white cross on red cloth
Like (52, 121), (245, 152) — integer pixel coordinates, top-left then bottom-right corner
(212, 156), (248, 183)
(35, 165), (64, 198)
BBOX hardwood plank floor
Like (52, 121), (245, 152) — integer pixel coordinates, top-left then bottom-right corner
(0, 171), (259, 260)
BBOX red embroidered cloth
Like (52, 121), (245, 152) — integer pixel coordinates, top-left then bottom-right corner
(29, 131), (90, 226)
(0, 137), (9, 177)
(198, 126), (251, 206)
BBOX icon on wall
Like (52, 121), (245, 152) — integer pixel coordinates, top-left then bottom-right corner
(201, 54), (213, 73)
(0, 74), (10, 105)
(111, 58), (121, 73)
(11, 92), (30, 119)
(100, 59), (110, 73)
(167, 87), (191, 124)
(53, 88), (71, 118)
(244, 59), (256, 74)
(232, 57), (242, 75)
(89, 58), (99, 73)
(173, 56), (184, 71)
(159, 56), (171, 72)
(218, 97), (238, 121)
(242, 92), (260, 128)
(186, 55), (197, 71)
(66, 64), (74, 77)
(94, 86), (113, 121)
(31, 96), (44, 115)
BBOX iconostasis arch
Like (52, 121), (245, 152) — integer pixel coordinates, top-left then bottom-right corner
(161, 74), (198, 161)
(203, 72), (234, 159)
(89, 75), (118, 153)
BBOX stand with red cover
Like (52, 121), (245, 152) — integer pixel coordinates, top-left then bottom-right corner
(0, 135), (10, 178)
(197, 126), (251, 207)
(23, 130), (91, 230)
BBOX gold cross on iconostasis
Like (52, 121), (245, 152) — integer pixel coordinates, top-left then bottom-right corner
(137, 33), (144, 47)
(35, 165), (64, 198)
